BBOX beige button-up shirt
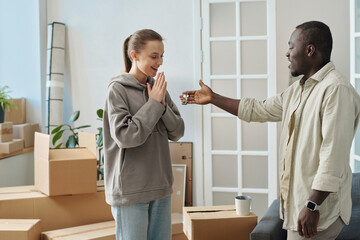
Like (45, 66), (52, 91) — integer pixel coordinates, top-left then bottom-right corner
(237, 62), (360, 230)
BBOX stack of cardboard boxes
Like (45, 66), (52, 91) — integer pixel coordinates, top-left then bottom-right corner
(13, 123), (40, 149)
(0, 132), (114, 239)
(0, 98), (40, 155)
(0, 122), (23, 154)
(0, 134), (193, 240)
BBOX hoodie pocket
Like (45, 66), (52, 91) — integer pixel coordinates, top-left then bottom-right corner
(119, 140), (172, 195)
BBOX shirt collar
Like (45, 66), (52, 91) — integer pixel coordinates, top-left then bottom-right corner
(299, 61), (335, 85)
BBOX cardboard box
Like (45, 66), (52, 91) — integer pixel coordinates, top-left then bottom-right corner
(171, 164), (186, 236)
(172, 164), (186, 214)
(169, 142), (193, 206)
(172, 212), (183, 235)
(13, 123), (40, 148)
(41, 220), (115, 240)
(0, 219), (41, 240)
(0, 122), (13, 143)
(0, 139), (24, 154)
(183, 205), (257, 240)
(0, 185), (112, 232)
(32, 123), (40, 135)
(4, 98), (26, 124)
(39, 213), (182, 240)
(34, 132), (97, 196)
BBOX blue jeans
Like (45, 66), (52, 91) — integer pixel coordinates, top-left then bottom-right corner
(111, 195), (172, 240)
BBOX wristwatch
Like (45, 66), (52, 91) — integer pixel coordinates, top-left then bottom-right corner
(305, 200), (320, 211)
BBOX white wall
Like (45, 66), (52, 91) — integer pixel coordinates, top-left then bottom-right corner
(46, 0), (197, 143)
(0, 153), (34, 187)
(0, 0), (42, 125)
(276, 0), (350, 93)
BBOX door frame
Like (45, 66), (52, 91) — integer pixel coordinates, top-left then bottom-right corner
(200, 0), (278, 206)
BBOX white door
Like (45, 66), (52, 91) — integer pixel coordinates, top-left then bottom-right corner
(201, 0), (277, 219)
(350, 0), (360, 172)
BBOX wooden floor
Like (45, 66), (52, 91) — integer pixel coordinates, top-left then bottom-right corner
(172, 233), (187, 240)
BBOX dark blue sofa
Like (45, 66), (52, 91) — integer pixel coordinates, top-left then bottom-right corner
(250, 173), (360, 240)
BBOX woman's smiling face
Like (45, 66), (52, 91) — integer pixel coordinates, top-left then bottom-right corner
(133, 40), (164, 78)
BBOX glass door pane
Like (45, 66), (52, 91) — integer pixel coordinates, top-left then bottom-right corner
(210, 2), (236, 37)
(211, 41), (237, 75)
(356, 0), (360, 32)
(212, 117), (237, 150)
(213, 155), (238, 187)
(240, 1), (267, 36)
(242, 156), (268, 188)
(241, 40), (267, 75)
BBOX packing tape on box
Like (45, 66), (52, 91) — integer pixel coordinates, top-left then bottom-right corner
(45, 225), (114, 239)
(187, 209), (236, 213)
(0, 129), (13, 134)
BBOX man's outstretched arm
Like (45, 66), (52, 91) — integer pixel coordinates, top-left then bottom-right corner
(180, 80), (240, 116)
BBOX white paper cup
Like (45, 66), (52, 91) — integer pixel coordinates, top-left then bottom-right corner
(235, 195), (251, 216)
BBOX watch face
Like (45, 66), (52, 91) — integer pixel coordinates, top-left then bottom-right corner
(307, 201), (316, 210)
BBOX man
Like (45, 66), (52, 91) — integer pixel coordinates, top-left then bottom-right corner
(180, 21), (360, 239)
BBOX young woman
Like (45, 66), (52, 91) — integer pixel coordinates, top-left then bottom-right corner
(103, 29), (185, 240)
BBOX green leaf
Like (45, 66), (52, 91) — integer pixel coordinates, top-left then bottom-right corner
(51, 125), (64, 134)
(68, 110), (80, 123)
(74, 125), (91, 130)
(97, 127), (103, 132)
(55, 143), (63, 149)
(97, 109), (103, 119)
(0, 85), (16, 111)
(65, 139), (69, 148)
(52, 130), (64, 145)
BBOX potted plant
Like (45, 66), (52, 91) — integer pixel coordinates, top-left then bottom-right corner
(0, 85), (16, 123)
(51, 110), (91, 148)
(96, 108), (104, 180)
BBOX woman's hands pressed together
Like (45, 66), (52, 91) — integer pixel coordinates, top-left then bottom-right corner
(148, 72), (167, 106)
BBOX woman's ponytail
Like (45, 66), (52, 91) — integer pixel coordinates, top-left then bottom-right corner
(123, 30), (163, 73)
(123, 36), (132, 73)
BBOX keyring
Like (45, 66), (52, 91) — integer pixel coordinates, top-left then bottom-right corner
(182, 94), (189, 105)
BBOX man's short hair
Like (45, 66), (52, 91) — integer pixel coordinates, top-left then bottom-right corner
(296, 21), (333, 63)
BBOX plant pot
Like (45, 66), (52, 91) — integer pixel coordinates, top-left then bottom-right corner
(68, 135), (77, 148)
(0, 107), (4, 123)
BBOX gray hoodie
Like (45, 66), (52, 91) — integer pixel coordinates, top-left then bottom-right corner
(103, 73), (185, 206)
